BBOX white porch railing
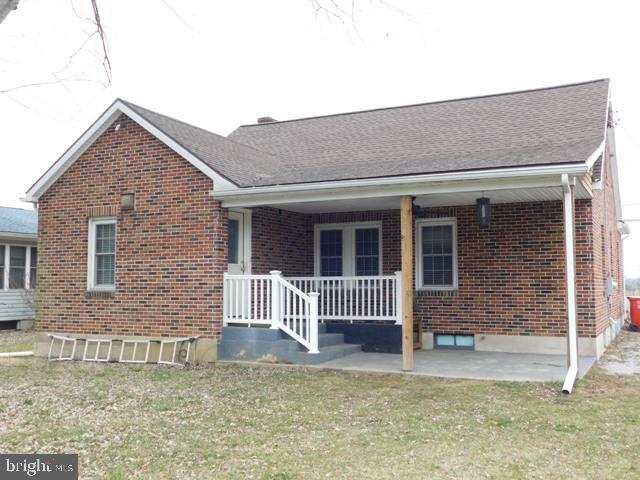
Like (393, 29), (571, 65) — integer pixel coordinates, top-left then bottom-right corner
(223, 272), (320, 353)
(287, 273), (402, 324)
(223, 271), (403, 353)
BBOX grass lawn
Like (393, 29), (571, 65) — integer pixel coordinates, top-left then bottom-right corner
(1, 334), (639, 479)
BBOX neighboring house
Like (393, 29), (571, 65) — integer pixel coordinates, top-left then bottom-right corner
(24, 79), (625, 389)
(0, 207), (38, 330)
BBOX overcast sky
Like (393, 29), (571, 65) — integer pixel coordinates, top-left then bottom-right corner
(1, 0), (639, 275)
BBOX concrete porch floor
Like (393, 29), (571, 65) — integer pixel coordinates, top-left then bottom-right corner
(313, 350), (597, 382)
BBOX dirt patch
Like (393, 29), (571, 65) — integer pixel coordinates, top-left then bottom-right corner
(599, 330), (640, 375)
(0, 330), (35, 348)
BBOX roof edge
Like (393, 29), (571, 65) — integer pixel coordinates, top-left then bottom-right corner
(211, 161), (592, 205)
(24, 99), (239, 202)
(235, 78), (610, 128)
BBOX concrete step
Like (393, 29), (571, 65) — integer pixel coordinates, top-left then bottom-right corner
(318, 333), (344, 348)
(274, 332), (345, 351)
(282, 343), (362, 365)
(219, 324), (359, 364)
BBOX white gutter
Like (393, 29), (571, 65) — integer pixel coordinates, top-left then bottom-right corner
(561, 173), (579, 394)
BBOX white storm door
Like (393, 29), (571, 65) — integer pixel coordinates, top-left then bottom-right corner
(227, 210), (251, 274)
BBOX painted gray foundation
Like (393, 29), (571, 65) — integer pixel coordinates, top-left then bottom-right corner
(218, 325), (361, 364)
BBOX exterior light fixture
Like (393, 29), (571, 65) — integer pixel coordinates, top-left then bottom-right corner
(476, 197), (491, 228)
(411, 196), (420, 216)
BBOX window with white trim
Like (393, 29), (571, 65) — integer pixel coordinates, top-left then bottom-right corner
(88, 218), (117, 290)
(416, 218), (458, 290)
(314, 222), (382, 277)
(0, 244), (36, 291)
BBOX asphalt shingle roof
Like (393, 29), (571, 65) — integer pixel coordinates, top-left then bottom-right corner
(122, 100), (280, 186)
(228, 79), (609, 186)
(123, 80), (609, 188)
(0, 207), (37, 235)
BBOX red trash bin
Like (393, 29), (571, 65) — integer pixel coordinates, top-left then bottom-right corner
(628, 297), (640, 331)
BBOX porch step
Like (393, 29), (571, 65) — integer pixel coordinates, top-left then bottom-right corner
(318, 332), (344, 348)
(283, 343), (362, 365)
(218, 326), (360, 365)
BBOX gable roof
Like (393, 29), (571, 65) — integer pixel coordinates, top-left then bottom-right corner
(25, 99), (248, 201)
(120, 101), (281, 187)
(0, 207), (37, 236)
(25, 79), (610, 201)
(228, 79), (610, 187)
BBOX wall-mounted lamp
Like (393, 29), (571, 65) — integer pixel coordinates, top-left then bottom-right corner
(476, 197), (491, 228)
(411, 196), (420, 216)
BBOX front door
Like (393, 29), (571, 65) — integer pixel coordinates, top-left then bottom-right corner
(228, 210), (249, 274)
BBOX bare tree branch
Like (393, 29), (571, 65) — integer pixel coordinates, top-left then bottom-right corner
(0, 0), (19, 24)
(90, 0), (111, 84)
(0, 78), (106, 94)
(159, 0), (196, 33)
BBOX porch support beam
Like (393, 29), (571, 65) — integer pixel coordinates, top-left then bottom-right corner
(400, 195), (414, 371)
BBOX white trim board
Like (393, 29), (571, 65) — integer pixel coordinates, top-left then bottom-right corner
(213, 170), (594, 209)
(87, 217), (117, 292)
(24, 99), (237, 203)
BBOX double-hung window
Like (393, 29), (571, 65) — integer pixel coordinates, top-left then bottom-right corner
(0, 245), (37, 290)
(9, 246), (26, 289)
(315, 222), (382, 277)
(88, 218), (117, 290)
(416, 218), (458, 290)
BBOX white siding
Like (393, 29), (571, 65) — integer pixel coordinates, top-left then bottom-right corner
(0, 291), (35, 322)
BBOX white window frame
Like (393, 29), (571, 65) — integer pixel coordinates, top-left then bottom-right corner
(416, 217), (458, 291)
(87, 217), (117, 291)
(1, 244), (35, 291)
(314, 221), (383, 277)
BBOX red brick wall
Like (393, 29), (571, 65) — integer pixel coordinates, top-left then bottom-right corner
(250, 201), (601, 338)
(251, 208), (312, 275)
(591, 143), (625, 335)
(36, 115), (226, 339)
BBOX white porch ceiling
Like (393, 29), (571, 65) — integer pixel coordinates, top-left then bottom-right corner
(264, 184), (588, 214)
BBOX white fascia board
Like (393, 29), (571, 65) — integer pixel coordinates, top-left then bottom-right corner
(24, 100), (237, 202)
(585, 140), (605, 169)
(607, 125), (623, 221)
(212, 164), (590, 208)
(0, 232), (37, 242)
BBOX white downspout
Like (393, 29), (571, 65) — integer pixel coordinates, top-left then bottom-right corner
(561, 174), (579, 394)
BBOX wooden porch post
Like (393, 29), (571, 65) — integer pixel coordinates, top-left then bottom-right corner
(400, 195), (414, 371)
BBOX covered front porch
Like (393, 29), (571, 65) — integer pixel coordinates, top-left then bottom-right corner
(214, 169), (591, 391)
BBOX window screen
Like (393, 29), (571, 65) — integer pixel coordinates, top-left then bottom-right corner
(9, 246), (26, 289)
(30, 248), (37, 289)
(320, 230), (343, 276)
(422, 224), (454, 287)
(355, 228), (380, 276)
(95, 223), (116, 286)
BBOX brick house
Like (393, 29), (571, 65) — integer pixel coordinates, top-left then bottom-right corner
(25, 79), (624, 391)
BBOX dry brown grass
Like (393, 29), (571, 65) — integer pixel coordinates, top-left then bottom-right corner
(0, 332), (639, 479)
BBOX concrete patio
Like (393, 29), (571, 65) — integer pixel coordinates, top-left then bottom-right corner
(311, 350), (597, 382)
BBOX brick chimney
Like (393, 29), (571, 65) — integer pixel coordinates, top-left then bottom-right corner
(257, 116), (277, 124)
